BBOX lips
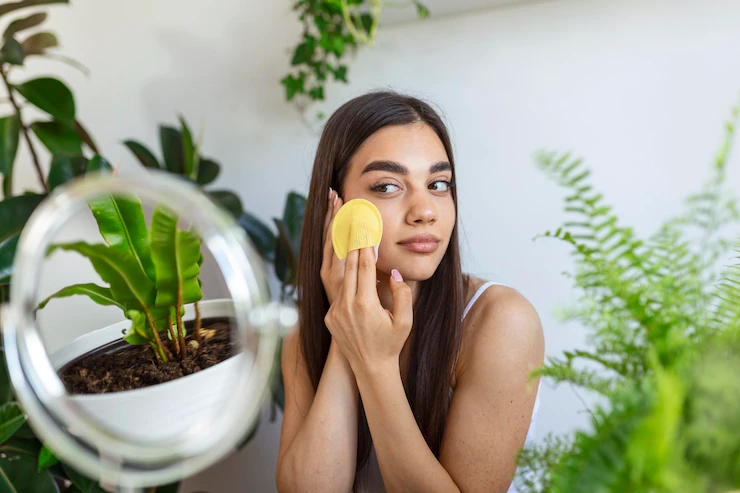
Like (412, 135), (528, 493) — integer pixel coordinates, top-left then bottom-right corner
(398, 233), (441, 253)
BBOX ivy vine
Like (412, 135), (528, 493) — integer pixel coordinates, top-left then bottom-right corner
(282, 0), (429, 115)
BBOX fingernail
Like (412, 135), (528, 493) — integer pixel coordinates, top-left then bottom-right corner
(391, 269), (403, 282)
(328, 186), (333, 201)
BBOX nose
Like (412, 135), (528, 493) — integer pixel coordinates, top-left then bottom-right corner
(405, 189), (437, 225)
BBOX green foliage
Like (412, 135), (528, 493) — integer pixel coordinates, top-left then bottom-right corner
(283, 0), (429, 114)
(39, 196), (204, 363)
(521, 101), (740, 492)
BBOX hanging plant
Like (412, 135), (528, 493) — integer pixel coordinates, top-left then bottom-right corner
(282, 0), (429, 116)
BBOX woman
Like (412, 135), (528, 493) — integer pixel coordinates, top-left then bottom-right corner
(276, 90), (544, 493)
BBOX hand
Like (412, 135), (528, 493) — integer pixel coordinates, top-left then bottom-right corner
(320, 188), (345, 305)
(324, 245), (413, 375)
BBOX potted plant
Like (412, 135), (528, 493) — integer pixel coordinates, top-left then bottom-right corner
(32, 159), (246, 447)
(514, 101), (740, 492)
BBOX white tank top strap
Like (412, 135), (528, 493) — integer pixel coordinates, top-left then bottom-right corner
(462, 280), (508, 321)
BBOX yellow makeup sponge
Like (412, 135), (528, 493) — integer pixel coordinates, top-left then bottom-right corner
(332, 198), (383, 262)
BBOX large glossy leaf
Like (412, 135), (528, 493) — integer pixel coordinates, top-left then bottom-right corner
(61, 463), (106, 493)
(0, 349), (12, 405)
(3, 12), (46, 39)
(46, 242), (156, 316)
(282, 191), (306, 255)
(0, 113), (20, 197)
(0, 402), (26, 445)
(0, 454), (58, 493)
(179, 116), (198, 181)
(87, 194), (156, 282)
(20, 31), (56, 55)
(14, 77), (75, 121)
(0, 193), (45, 243)
(47, 154), (86, 190)
(37, 283), (122, 310)
(0, 436), (42, 458)
(208, 190), (243, 217)
(0, 234), (17, 283)
(73, 120), (98, 154)
(159, 125), (183, 174)
(196, 157), (219, 185)
(273, 218), (295, 285)
(37, 444), (58, 471)
(0, 37), (23, 65)
(86, 154), (111, 173)
(238, 211), (276, 262)
(0, 0), (68, 18)
(122, 140), (160, 169)
(31, 120), (82, 155)
(149, 205), (203, 308)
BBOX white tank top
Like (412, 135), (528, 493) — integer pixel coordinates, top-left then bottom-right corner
(355, 281), (542, 493)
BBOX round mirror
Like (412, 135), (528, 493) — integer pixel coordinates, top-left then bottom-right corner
(0, 168), (296, 491)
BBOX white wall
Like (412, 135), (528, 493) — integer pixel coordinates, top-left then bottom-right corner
(10, 0), (740, 491)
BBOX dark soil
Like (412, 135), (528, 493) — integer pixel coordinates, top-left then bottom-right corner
(58, 317), (235, 395)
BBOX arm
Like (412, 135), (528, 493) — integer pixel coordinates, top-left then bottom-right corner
(354, 287), (544, 493)
(276, 330), (359, 493)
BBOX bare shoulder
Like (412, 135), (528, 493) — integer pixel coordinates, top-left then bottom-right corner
(455, 278), (544, 386)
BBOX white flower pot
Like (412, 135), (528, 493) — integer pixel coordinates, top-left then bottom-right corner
(48, 299), (250, 443)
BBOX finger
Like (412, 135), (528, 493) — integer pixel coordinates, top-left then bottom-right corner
(322, 191), (341, 269)
(343, 248), (359, 297)
(357, 246), (377, 300)
(322, 188), (334, 240)
(389, 269), (412, 330)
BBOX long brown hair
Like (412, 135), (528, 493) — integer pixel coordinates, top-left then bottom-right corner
(295, 90), (468, 486)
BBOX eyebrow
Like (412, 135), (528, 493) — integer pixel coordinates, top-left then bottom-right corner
(360, 160), (452, 176)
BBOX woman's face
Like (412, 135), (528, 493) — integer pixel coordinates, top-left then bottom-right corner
(341, 122), (456, 281)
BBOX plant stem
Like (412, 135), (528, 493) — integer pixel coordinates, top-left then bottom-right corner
(0, 66), (48, 193)
(167, 312), (180, 355)
(194, 301), (202, 344)
(144, 308), (171, 362)
(176, 290), (187, 359)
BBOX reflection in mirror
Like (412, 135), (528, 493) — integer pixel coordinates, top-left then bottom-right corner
(34, 191), (243, 445)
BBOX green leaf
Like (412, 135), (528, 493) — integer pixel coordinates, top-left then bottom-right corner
(280, 73), (305, 101)
(238, 211), (276, 263)
(0, 349), (12, 405)
(149, 204), (203, 308)
(46, 242), (156, 318)
(282, 191), (306, 255)
(61, 462), (106, 493)
(414, 1), (430, 19)
(196, 157), (219, 185)
(122, 139), (160, 169)
(37, 444), (58, 471)
(0, 37), (24, 65)
(0, 436), (42, 458)
(159, 125), (184, 174)
(37, 283), (122, 311)
(73, 120), (98, 154)
(0, 234), (20, 284)
(87, 194), (156, 282)
(0, 193), (45, 244)
(308, 86), (324, 101)
(20, 31), (57, 55)
(0, 402), (26, 445)
(14, 77), (75, 121)
(0, 113), (20, 197)
(179, 115), (197, 181)
(332, 64), (348, 83)
(31, 120), (82, 155)
(208, 190), (243, 217)
(291, 39), (315, 66)
(86, 154), (111, 173)
(0, 454), (58, 493)
(47, 154), (87, 190)
(3, 12), (46, 39)
(274, 218), (295, 285)
(0, 0), (68, 18)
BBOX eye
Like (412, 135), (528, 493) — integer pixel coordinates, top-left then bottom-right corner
(430, 179), (454, 192)
(370, 182), (400, 194)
